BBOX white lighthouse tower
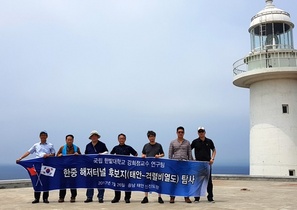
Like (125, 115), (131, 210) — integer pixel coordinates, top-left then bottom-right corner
(233, 0), (297, 176)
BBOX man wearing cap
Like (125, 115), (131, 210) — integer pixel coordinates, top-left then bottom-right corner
(16, 131), (56, 204)
(56, 134), (81, 203)
(84, 130), (108, 203)
(168, 126), (193, 204)
(191, 127), (216, 203)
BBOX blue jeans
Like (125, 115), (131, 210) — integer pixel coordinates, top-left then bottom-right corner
(86, 188), (105, 200)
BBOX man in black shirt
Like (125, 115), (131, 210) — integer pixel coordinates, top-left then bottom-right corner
(191, 127), (216, 203)
(141, 130), (165, 204)
(84, 130), (108, 203)
(110, 133), (138, 203)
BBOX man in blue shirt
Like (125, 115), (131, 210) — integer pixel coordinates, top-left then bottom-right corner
(110, 133), (138, 203)
(84, 130), (108, 203)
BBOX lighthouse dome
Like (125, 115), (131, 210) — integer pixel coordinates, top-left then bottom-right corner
(249, 0), (294, 32)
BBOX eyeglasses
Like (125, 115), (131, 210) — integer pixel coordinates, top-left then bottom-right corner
(198, 130), (205, 133)
(177, 131), (184, 134)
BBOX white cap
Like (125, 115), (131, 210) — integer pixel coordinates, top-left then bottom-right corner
(197, 127), (205, 131)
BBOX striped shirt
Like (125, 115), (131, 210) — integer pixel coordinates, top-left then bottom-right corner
(168, 139), (193, 160)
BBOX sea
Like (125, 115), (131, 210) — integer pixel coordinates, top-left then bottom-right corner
(0, 164), (249, 180)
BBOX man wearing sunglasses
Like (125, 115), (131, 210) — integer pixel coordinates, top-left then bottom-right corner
(191, 127), (216, 203)
(168, 126), (193, 203)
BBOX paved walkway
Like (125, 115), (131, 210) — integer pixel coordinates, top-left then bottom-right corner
(0, 179), (297, 210)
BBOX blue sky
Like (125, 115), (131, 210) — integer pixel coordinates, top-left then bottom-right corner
(1, 0), (296, 166)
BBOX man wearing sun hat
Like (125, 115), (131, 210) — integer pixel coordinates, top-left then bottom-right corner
(16, 131), (56, 204)
(84, 130), (108, 203)
(191, 126), (216, 203)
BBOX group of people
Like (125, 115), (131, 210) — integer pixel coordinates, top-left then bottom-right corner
(16, 126), (216, 204)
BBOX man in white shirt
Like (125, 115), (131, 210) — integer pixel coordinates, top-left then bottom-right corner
(16, 131), (56, 204)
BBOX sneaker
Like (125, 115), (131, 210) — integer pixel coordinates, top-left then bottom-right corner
(84, 198), (93, 203)
(32, 199), (39, 204)
(111, 198), (119, 203)
(141, 197), (148, 204)
(70, 197), (76, 203)
(99, 198), (104, 203)
(125, 199), (130, 203)
(43, 199), (49, 203)
(58, 198), (64, 203)
(158, 197), (164, 204)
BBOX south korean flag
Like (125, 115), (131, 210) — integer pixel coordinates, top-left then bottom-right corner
(40, 165), (56, 177)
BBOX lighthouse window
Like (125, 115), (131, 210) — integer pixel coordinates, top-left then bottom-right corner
(282, 104), (289, 113)
(289, 170), (295, 176)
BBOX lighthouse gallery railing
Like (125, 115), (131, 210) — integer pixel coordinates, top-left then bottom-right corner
(233, 50), (297, 75)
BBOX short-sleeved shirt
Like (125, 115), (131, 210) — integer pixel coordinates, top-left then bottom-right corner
(85, 141), (108, 154)
(110, 144), (137, 156)
(168, 139), (193, 160)
(28, 142), (56, 158)
(56, 144), (82, 156)
(142, 142), (164, 157)
(191, 137), (215, 161)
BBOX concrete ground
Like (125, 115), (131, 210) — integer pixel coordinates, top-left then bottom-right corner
(0, 178), (297, 210)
